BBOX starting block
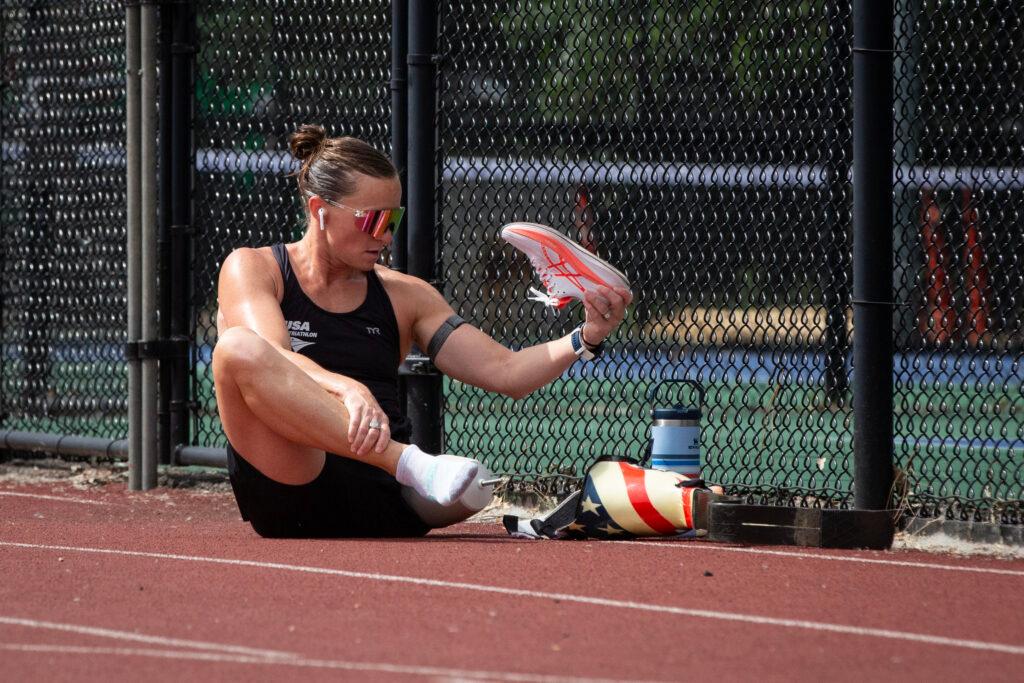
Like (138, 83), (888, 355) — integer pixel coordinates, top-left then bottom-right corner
(707, 502), (895, 550)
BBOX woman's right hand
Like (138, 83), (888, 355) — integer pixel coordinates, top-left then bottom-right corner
(328, 379), (391, 456)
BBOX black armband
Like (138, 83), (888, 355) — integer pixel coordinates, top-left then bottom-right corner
(427, 314), (466, 361)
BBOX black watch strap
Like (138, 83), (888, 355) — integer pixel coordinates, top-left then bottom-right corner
(580, 326), (603, 352)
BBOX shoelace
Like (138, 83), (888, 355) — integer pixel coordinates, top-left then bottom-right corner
(525, 256), (576, 310)
(527, 286), (563, 308)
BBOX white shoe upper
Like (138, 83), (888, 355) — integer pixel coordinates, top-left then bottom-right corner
(500, 222), (632, 309)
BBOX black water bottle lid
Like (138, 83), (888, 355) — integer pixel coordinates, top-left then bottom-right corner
(652, 406), (701, 420)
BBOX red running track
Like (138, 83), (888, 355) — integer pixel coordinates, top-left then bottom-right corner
(1, 480), (1022, 682)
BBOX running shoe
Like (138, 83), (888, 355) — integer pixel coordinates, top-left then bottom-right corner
(500, 222), (632, 309)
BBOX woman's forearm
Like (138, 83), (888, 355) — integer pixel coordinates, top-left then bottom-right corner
(498, 333), (579, 400)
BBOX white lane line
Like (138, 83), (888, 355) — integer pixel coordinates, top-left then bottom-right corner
(0, 642), (646, 682)
(0, 491), (111, 506)
(632, 541), (1024, 577)
(0, 616), (296, 660)
(2, 540), (1023, 657)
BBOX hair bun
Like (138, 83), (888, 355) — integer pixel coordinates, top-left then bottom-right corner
(289, 124), (328, 162)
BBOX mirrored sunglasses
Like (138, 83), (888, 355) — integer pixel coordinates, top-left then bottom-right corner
(314, 194), (406, 239)
(355, 206), (405, 239)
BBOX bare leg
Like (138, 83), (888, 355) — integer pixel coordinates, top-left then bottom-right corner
(213, 326), (405, 485)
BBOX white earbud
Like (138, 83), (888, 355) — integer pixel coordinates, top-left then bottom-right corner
(318, 206), (325, 231)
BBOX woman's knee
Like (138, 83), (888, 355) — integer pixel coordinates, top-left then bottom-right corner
(213, 327), (276, 385)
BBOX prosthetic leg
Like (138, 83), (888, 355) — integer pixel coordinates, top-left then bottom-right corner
(402, 457), (496, 528)
(502, 456), (895, 549)
(503, 456), (741, 539)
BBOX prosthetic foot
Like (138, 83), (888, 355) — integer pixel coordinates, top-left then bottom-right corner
(401, 456), (496, 528)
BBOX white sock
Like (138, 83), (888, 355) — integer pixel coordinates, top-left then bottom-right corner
(395, 445), (479, 506)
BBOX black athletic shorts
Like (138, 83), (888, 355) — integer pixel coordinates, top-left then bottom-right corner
(226, 442), (430, 539)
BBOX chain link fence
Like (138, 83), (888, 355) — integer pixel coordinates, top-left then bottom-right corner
(891, 1), (1023, 523)
(439, 2), (857, 504)
(0, 1), (1020, 523)
(438, 0), (1021, 520)
(1, 1), (128, 441)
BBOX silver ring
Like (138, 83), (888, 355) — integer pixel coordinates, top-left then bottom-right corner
(602, 312), (611, 320)
(368, 420), (382, 430)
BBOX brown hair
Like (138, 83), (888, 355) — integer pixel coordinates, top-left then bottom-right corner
(289, 124), (397, 210)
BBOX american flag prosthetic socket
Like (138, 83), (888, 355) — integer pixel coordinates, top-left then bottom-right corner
(503, 456), (737, 540)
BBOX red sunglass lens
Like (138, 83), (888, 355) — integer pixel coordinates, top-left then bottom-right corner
(357, 211), (378, 233)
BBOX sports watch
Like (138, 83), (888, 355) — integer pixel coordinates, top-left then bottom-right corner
(570, 325), (604, 361)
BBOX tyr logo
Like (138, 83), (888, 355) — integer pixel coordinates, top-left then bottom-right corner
(366, 327), (381, 336)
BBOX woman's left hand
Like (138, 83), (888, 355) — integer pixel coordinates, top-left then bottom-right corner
(581, 286), (633, 347)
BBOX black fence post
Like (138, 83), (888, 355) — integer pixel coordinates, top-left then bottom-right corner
(157, 0), (194, 465)
(405, 0), (441, 453)
(168, 0), (195, 462)
(391, 0), (409, 414)
(391, 0), (408, 275)
(157, 0), (172, 464)
(852, 0), (895, 510)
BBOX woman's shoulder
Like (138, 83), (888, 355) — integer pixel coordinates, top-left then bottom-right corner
(220, 245), (285, 299)
(222, 244), (279, 267)
(374, 266), (450, 326)
(374, 265), (441, 300)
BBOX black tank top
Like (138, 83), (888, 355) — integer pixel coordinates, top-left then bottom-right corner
(271, 243), (411, 440)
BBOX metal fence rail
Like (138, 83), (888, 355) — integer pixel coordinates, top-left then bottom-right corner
(0, 1), (1020, 524)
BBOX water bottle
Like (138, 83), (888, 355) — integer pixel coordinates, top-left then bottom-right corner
(647, 379), (704, 479)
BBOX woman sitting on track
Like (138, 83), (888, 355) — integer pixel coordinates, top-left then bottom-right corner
(213, 124), (632, 538)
